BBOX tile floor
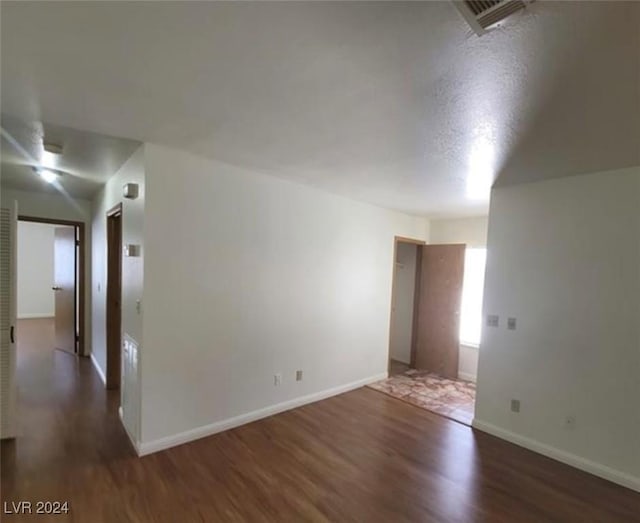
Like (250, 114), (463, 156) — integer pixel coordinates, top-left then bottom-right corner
(368, 369), (476, 425)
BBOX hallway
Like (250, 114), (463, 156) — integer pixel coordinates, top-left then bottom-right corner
(1, 319), (134, 518)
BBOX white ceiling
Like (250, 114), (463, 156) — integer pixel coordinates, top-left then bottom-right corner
(1, 1), (638, 216)
(1, 116), (141, 198)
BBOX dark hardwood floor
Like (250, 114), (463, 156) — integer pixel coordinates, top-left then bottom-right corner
(2, 319), (639, 522)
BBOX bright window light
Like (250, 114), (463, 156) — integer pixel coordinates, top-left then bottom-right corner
(459, 248), (487, 347)
(466, 140), (494, 201)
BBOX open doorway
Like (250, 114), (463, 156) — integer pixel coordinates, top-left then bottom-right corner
(369, 237), (485, 426)
(17, 216), (85, 357)
(388, 239), (422, 376)
(106, 204), (122, 390)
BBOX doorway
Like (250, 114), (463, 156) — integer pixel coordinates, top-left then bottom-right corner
(18, 216), (85, 356)
(387, 238), (467, 376)
(388, 238), (422, 375)
(370, 236), (478, 426)
(106, 204), (122, 390)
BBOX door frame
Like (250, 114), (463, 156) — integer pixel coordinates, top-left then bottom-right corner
(388, 236), (425, 374)
(18, 215), (86, 356)
(106, 203), (123, 390)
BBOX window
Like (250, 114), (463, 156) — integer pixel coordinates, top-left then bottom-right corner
(459, 247), (487, 347)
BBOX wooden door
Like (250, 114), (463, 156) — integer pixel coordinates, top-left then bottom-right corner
(54, 227), (77, 354)
(415, 244), (465, 379)
(106, 207), (122, 390)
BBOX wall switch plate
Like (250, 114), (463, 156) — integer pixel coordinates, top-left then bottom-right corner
(510, 399), (521, 413)
(487, 315), (499, 328)
(296, 370), (303, 381)
(123, 183), (139, 199)
(124, 244), (141, 257)
(507, 317), (517, 330)
(274, 373), (282, 386)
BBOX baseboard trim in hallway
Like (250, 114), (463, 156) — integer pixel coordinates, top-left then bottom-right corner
(457, 371), (476, 382)
(91, 353), (107, 386)
(119, 406), (141, 455)
(473, 419), (640, 493)
(138, 372), (388, 456)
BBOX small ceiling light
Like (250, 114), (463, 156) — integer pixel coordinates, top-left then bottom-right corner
(42, 141), (63, 168)
(43, 142), (63, 155)
(38, 169), (58, 184)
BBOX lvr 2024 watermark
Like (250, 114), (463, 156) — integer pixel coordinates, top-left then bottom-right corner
(4, 501), (70, 515)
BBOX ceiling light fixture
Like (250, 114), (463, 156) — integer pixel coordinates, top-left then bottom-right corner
(42, 141), (63, 168)
(38, 168), (58, 184)
(43, 142), (63, 155)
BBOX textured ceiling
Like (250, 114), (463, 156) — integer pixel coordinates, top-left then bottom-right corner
(1, 1), (638, 216)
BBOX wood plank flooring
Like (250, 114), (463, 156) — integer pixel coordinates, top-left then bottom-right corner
(2, 319), (639, 522)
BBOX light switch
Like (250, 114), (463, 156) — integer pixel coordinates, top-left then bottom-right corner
(123, 183), (139, 199)
(124, 244), (141, 257)
(507, 317), (517, 330)
(487, 315), (499, 328)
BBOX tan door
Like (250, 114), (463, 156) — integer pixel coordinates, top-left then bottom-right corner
(53, 227), (76, 354)
(415, 244), (465, 379)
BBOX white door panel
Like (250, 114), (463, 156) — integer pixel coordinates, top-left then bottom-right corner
(1, 203), (18, 439)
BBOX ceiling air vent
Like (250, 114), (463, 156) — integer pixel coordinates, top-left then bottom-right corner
(453, 0), (534, 35)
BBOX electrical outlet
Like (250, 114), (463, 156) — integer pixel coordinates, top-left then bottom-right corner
(274, 373), (282, 386)
(510, 399), (520, 413)
(296, 370), (303, 381)
(565, 415), (576, 429)
(507, 317), (517, 330)
(487, 315), (499, 328)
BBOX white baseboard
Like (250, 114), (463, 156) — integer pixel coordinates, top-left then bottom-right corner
(138, 372), (388, 456)
(90, 354), (107, 386)
(119, 406), (141, 455)
(457, 372), (476, 382)
(473, 419), (640, 493)
(17, 313), (54, 319)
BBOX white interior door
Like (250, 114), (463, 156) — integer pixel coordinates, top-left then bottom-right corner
(122, 334), (139, 443)
(1, 202), (18, 439)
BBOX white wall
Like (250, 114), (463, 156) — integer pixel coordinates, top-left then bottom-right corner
(429, 216), (488, 381)
(140, 144), (429, 448)
(91, 146), (145, 441)
(17, 222), (56, 318)
(390, 242), (417, 364)
(1, 188), (92, 354)
(475, 167), (640, 491)
(429, 216), (488, 247)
